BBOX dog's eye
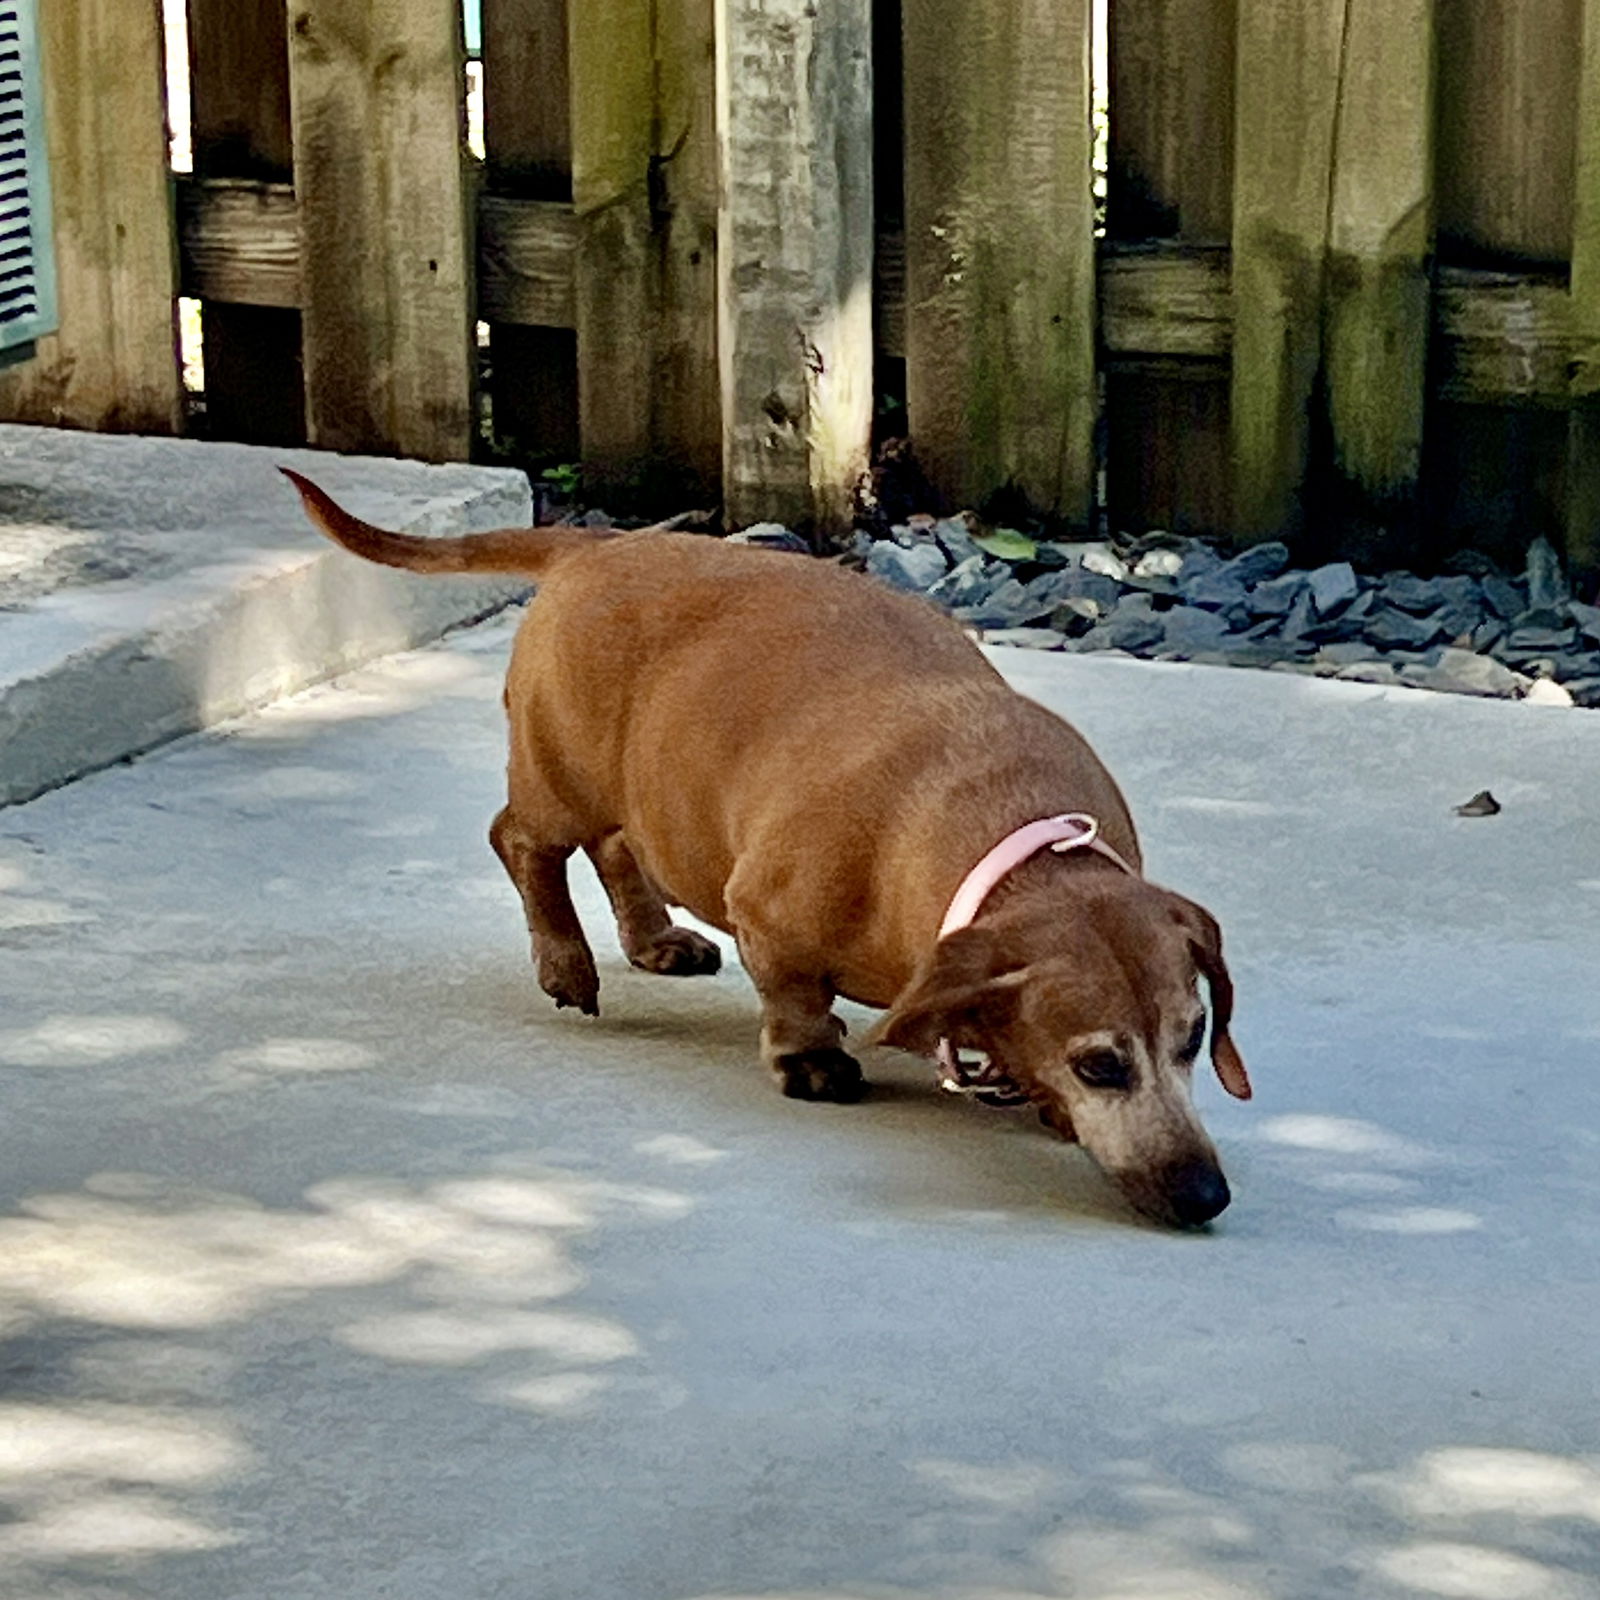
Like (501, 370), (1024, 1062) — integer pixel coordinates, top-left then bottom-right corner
(1178, 1016), (1206, 1062)
(1073, 1050), (1131, 1090)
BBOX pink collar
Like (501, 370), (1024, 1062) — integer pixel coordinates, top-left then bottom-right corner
(939, 812), (1136, 939)
(936, 812), (1135, 1104)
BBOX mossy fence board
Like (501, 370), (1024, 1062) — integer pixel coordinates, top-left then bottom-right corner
(902, 0), (1096, 525)
(0, 0), (181, 434)
(288, 0), (476, 462)
(7, 0), (1600, 560)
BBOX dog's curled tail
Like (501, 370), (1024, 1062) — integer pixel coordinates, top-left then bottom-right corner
(281, 467), (615, 577)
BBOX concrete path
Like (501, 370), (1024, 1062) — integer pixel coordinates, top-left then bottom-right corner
(0, 425), (529, 807)
(1, 616), (1597, 1600)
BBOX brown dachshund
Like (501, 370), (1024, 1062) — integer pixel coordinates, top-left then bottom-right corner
(284, 471), (1251, 1227)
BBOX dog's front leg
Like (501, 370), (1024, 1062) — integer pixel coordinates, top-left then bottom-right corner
(736, 931), (864, 1103)
(489, 807), (600, 1015)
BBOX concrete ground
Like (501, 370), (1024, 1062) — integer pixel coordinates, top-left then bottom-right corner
(1, 613), (1598, 1600)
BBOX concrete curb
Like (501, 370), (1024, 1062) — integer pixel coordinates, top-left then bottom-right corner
(0, 427), (531, 808)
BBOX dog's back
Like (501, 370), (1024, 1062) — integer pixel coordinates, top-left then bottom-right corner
(282, 469), (1138, 960)
(507, 534), (1137, 976)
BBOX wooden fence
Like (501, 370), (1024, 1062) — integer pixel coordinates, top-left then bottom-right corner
(3, 0), (1600, 568)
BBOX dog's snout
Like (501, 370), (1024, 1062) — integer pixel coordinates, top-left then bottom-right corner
(1164, 1161), (1231, 1226)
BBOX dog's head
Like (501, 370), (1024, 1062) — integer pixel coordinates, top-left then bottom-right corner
(870, 881), (1250, 1228)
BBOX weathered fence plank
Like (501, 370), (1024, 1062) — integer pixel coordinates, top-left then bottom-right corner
(1230, 0), (1345, 541)
(1107, 365), (1233, 541)
(1431, 0), (1582, 563)
(568, 0), (652, 485)
(287, 0), (474, 461)
(477, 196), (576, 328)
(1231, 0), (1432, 552)
(484, 0), (568, 193)
(1099, 246), (1232, 361)
(0, 0), (181, 433)
(873, 229), (907, 360)
(1105, 0), (1234, 535)
(1320, 0), (1434, 546)
(1436, 0), (1580, 268)
(1431, 271), (1575, 407)
(188, 0), (304, 446)
(482, 0), (578, 461)
(653, 0), (723, 498)
(716, 0), (874, 532)
(571, 0), (719, 501)
(177, 180), (301, 310)
(902, 0), (1095, 524)
(1567, 0), (1600, 572)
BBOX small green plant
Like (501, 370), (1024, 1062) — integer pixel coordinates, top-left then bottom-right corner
(541, 462), (582, 498)
(971, 528), (1038, 561)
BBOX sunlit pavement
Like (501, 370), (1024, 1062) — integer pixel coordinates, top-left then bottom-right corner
(2, 612), (1598, 1600)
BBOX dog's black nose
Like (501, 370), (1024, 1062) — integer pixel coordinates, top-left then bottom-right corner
(1165, 1162), (1231, 1226)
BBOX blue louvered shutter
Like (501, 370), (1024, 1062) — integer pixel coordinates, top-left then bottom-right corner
(0, 0), (55, 358)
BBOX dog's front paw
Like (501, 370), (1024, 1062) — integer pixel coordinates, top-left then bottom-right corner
(630, 927), (723, 977)
(773, 1047), (867, 1103)
(538, 948), (600, 1016)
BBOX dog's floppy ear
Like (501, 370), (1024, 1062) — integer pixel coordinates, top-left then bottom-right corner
(1168, 896), (1251, 1100)
(868, 927), (1031, 1056)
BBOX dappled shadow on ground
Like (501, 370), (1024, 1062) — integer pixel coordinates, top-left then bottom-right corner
(9, 620), (1600, 1597)
(1238, 1111), (1487, 1237)
(670, 1439), (1600, 1600)
(648, 1098), (1600, 1600)
(0, 1160), (694, 1598)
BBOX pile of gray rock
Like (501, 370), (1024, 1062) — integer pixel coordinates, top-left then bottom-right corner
(849, 515), (1599, 708)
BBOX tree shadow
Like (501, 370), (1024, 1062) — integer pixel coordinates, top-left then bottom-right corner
(0, 1158), (693, 1597)
(667, 1436), (1600, 1600)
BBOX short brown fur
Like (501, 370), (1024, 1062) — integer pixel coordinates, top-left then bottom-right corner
(283, 470), (1250, 1226)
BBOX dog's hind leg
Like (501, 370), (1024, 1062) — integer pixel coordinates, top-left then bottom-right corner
(734, 926), (864, 1103)
(490, 806), (600, 1015)
(587, 831), (722, 977)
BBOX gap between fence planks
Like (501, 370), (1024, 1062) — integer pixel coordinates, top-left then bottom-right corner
(1108, 0), (1234, 247)
(0, 0), (181, 434)
(287, 0), (474, 462)
(1567, 0), (1600, 571)
(1105, 0), (1235, 536)
(1435, 0), (1581, 269)
(187, 0), (304, 447)
(1429, 0), (1584, 569)
(482, 0), (577, 461)
(715, 0), (875, 534)
(902, 0), (1096, 525)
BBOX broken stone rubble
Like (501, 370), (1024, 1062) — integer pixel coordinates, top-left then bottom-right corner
(840, 520), (1600, 707)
